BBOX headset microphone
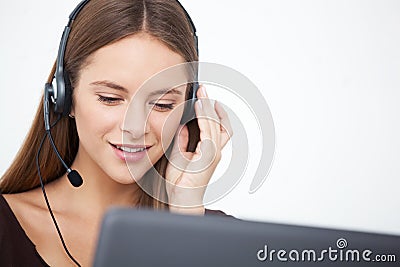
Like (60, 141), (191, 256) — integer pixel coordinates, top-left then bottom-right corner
(67, 170), (83, 187)
(44, 83), (83, 188)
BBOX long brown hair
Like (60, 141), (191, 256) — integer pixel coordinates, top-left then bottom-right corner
(0, 0), (200, 210)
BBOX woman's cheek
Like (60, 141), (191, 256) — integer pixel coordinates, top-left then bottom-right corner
(76, 100), (122, 140)
(151, 110), (182, 148)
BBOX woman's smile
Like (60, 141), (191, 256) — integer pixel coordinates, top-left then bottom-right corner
(109, 142), (152, 163)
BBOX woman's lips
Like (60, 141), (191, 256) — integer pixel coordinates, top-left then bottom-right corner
(110, 143), (151, 162)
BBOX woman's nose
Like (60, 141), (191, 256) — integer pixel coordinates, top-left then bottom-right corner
(121, 105), (151, 139)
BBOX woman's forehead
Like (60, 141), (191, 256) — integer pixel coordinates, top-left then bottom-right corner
(78, 34), (190, 96)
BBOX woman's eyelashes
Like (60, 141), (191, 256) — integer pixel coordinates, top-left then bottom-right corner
(97, 95), (124, 105)
(97, 94), (175, 112)
(150, 102), (175, 112)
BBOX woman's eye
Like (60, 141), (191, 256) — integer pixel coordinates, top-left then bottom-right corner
(97, 95), (123, 105)
(152, 103), (175, 112)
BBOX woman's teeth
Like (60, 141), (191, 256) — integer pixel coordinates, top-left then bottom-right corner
(116, 145), (146, 153)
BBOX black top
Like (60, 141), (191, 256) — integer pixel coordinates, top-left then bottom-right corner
(0, 194), (233, 266)
(0, 194), (50, 266)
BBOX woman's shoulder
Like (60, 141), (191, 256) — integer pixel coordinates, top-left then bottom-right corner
(0, 193), (26, 228)
(0, 193), (50, 266)
(0, 192), (38, 240)
(1, 191), (49, 241)
(1, 191), (45, 225)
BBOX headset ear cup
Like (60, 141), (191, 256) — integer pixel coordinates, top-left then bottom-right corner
(180, 82), (198, 125)
(63, 71), (73, 117)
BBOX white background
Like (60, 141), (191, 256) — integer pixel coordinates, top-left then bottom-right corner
(1, 0), (399, 235)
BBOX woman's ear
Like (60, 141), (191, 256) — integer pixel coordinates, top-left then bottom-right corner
(69, 92), (76, 118)
(69, 105), (75, 118)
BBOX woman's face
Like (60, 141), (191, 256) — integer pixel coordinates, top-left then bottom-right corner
(71, 33), (187, 184)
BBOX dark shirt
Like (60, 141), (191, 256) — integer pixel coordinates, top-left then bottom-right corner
(0, 194), (233, 266)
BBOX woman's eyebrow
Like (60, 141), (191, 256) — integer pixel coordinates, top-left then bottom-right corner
(90, 80), (128, 93)
(148, 88), (184, 96)
(89, 80), (184, 96)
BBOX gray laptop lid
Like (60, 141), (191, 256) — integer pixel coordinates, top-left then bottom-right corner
(93, 208), (399, 267)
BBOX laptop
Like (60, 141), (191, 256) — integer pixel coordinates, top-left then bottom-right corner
(93, 208), (400, 267)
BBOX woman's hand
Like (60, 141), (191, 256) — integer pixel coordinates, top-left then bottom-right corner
(166, 86), (233, 215)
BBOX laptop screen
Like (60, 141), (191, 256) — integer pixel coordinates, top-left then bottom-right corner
(93, 208), (400, 267)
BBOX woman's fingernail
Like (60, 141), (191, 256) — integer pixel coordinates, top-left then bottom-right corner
(197, 99), (203, 109)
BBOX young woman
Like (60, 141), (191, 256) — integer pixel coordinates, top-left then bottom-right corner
(0, 0), (233, 266)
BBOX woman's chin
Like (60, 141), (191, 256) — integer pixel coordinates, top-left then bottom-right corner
(108, 172), (143, 185)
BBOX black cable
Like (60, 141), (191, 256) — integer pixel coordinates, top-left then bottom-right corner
(47, 131), (69, 171)
(36, 115), (82, 267)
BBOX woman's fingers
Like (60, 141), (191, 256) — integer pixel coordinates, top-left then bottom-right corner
(195, 87), (213, 143)
(169, 125), (193, 171)
(194, 85), (232, 157)
(214, 100), (233, 148)
(196, 86), (220, 146)
(176, 124), (189, 154)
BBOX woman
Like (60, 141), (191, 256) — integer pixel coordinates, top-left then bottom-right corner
(0, 0), (233, 266)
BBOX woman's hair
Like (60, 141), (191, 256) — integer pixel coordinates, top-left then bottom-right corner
(0, 0), (200, 210)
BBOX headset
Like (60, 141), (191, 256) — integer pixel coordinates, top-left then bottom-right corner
(40, 1), (199, 266)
